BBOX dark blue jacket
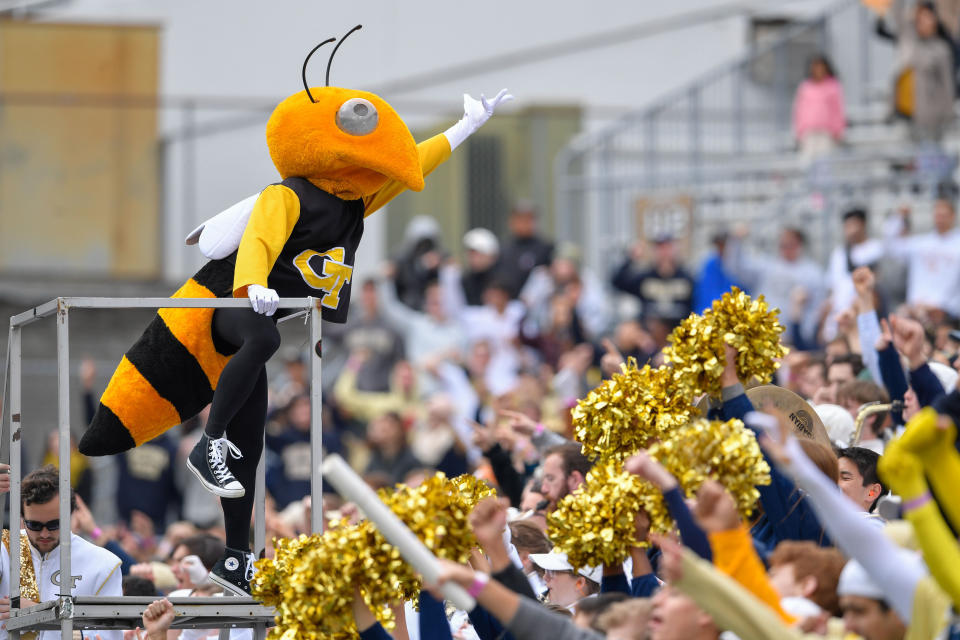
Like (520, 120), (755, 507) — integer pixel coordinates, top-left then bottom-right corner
(720, 392), (831, 559)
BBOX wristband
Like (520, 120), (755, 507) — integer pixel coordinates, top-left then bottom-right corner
(91, 527), (102, 540)
(467, 572), (490, 599)
(534, 423), (546, 437)
(902, 491), (932, 513)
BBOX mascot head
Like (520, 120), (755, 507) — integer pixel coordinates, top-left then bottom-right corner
(266, 25), (424, 201)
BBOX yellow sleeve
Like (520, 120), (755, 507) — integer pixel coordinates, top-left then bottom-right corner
(675, 549), (815, 640)
(880, 437), (960, 610)
(894, 407), (960, 531)
(904, 499), (960, 609)
(362, 134), (452, 216)
(232, 184), (301, 298)
(709, 526), (797, 625)
(905, 577), (952, 640)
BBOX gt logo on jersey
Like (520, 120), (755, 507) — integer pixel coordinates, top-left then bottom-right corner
(293, 247), (353, 309)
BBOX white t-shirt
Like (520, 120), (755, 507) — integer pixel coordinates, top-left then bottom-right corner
(825, 239), (885, 340)
(887, 226), (960, 316)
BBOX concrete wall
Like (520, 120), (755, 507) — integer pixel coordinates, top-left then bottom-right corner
(0, 21), (160, 279)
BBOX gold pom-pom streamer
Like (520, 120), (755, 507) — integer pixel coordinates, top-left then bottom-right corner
(253, 473), (493, 639)
(547, 459), (672, 570)
(664, 287), (787, 398)
(649, 418), (771, 518)
(572, 359), (694, 461)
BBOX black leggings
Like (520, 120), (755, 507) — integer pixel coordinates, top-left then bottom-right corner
(207, 307), (280, 551)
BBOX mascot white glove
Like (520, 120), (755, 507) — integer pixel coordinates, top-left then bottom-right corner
(443, 88), (514, 151)
(248, 284), (279, 316)
(180, 554), (212, 586)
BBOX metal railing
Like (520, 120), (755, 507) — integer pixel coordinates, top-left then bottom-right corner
(3, 297), (325, 639)
(553, 0), (935, 276)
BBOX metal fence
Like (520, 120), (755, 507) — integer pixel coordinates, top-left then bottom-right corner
(553, 0), (960, 278)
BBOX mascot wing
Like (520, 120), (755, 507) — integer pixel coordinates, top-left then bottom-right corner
(184, 192), (260, 260)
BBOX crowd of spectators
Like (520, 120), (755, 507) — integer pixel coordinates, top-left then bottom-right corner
(15, 175), (960, 640)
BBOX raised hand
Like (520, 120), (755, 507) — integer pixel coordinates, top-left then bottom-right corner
(624, 450), (678, 491)
(466, 89), (513, 129)
(852, 266), (875, 306)
(142, 598), (175, 638)
(445, 89), (514, 150)
(468, 497), (508, 550)
(499, 409), (539, 437)
(600, 338), (625, 377)
(890, 315), (926, 369)
(71, 495), (97, 537)
(691, 481), (740, 533)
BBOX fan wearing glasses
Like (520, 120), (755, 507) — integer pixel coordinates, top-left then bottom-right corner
(0, 464), (123, 640)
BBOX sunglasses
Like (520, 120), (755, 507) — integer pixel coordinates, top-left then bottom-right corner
(24, 518), (60, 532)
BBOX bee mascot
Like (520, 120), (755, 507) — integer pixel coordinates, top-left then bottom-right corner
(78, 25), (512, 596)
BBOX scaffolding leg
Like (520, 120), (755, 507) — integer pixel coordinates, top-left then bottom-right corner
(309, 300), (323, 534)
(57, 301), (73, 639)
(9, 324), (21, 640)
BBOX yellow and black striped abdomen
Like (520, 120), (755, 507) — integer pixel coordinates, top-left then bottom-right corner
(79, 260), (235, 456)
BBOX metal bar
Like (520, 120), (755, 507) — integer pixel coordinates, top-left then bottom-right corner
(183, 102), (196, 242)
(56, 301), (72, 640)
(5, 598), (274, 631)
(859, 3), (870, 106)
(732, 64), (744, 155)
(10, 299), (59, 328)
(60, 297), (312, 310)
(254, 444), (265, 557)
(11, 298), (313, 327)
(689, 87), (701, 184)
(9, 324), (21, 640)
(0, 325), (12, 525)
(309, 299), (323, 534)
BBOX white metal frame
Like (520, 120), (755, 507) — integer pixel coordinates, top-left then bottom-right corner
(4, 296), (325, 639)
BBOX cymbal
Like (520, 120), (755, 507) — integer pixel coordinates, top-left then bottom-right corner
(694, 385), (831, 446)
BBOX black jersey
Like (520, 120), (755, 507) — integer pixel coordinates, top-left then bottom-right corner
(229, 177), (364, 323)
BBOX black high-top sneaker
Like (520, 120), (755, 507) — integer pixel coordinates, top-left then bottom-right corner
(186, 433), (245, 498)
(210, 547), (256, 597)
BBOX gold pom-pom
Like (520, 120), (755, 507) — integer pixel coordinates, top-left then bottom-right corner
(379, 473), (484, 567)
(253, 520), (402, 640)
(451, 473), (498, 508)
(547, 459), (672, 569)
(664, 288), (787, 398)
(573, 359), (694, 460)
(649, 418), (771, 517)
(253, 473), (493, 639)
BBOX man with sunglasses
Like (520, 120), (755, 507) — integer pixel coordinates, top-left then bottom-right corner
(0, 465), (122, 640)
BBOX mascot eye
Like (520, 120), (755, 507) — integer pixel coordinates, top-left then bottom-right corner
(336, 98), (379, 136)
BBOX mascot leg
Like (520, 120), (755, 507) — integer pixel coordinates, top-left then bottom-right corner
(209, 366), (267, 596)
(186, 307), (279, 499)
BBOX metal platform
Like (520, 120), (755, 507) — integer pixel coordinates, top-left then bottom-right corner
(3, 296), (327, 639)
(5, 597), (276, 631)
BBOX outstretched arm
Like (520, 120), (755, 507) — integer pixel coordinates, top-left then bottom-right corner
(879, 423), (960, 608)
(766, 427), (924, 623)
(364, 90), (512, 216)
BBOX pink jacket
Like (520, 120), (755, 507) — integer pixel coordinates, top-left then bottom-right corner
(792, 77), (846, 140)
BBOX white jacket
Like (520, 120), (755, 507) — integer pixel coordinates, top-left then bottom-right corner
(1, 532), (123, 640)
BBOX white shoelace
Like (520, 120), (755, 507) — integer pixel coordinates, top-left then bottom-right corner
(208, 436), (243, 483)
(245, 552), (256, 581)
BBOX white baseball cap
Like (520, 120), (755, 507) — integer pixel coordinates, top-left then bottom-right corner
(812, 403), (855, 448)
(463, 228), (500, 256)
(837, 560), (886, 600)
(529, 551), (602, 584)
